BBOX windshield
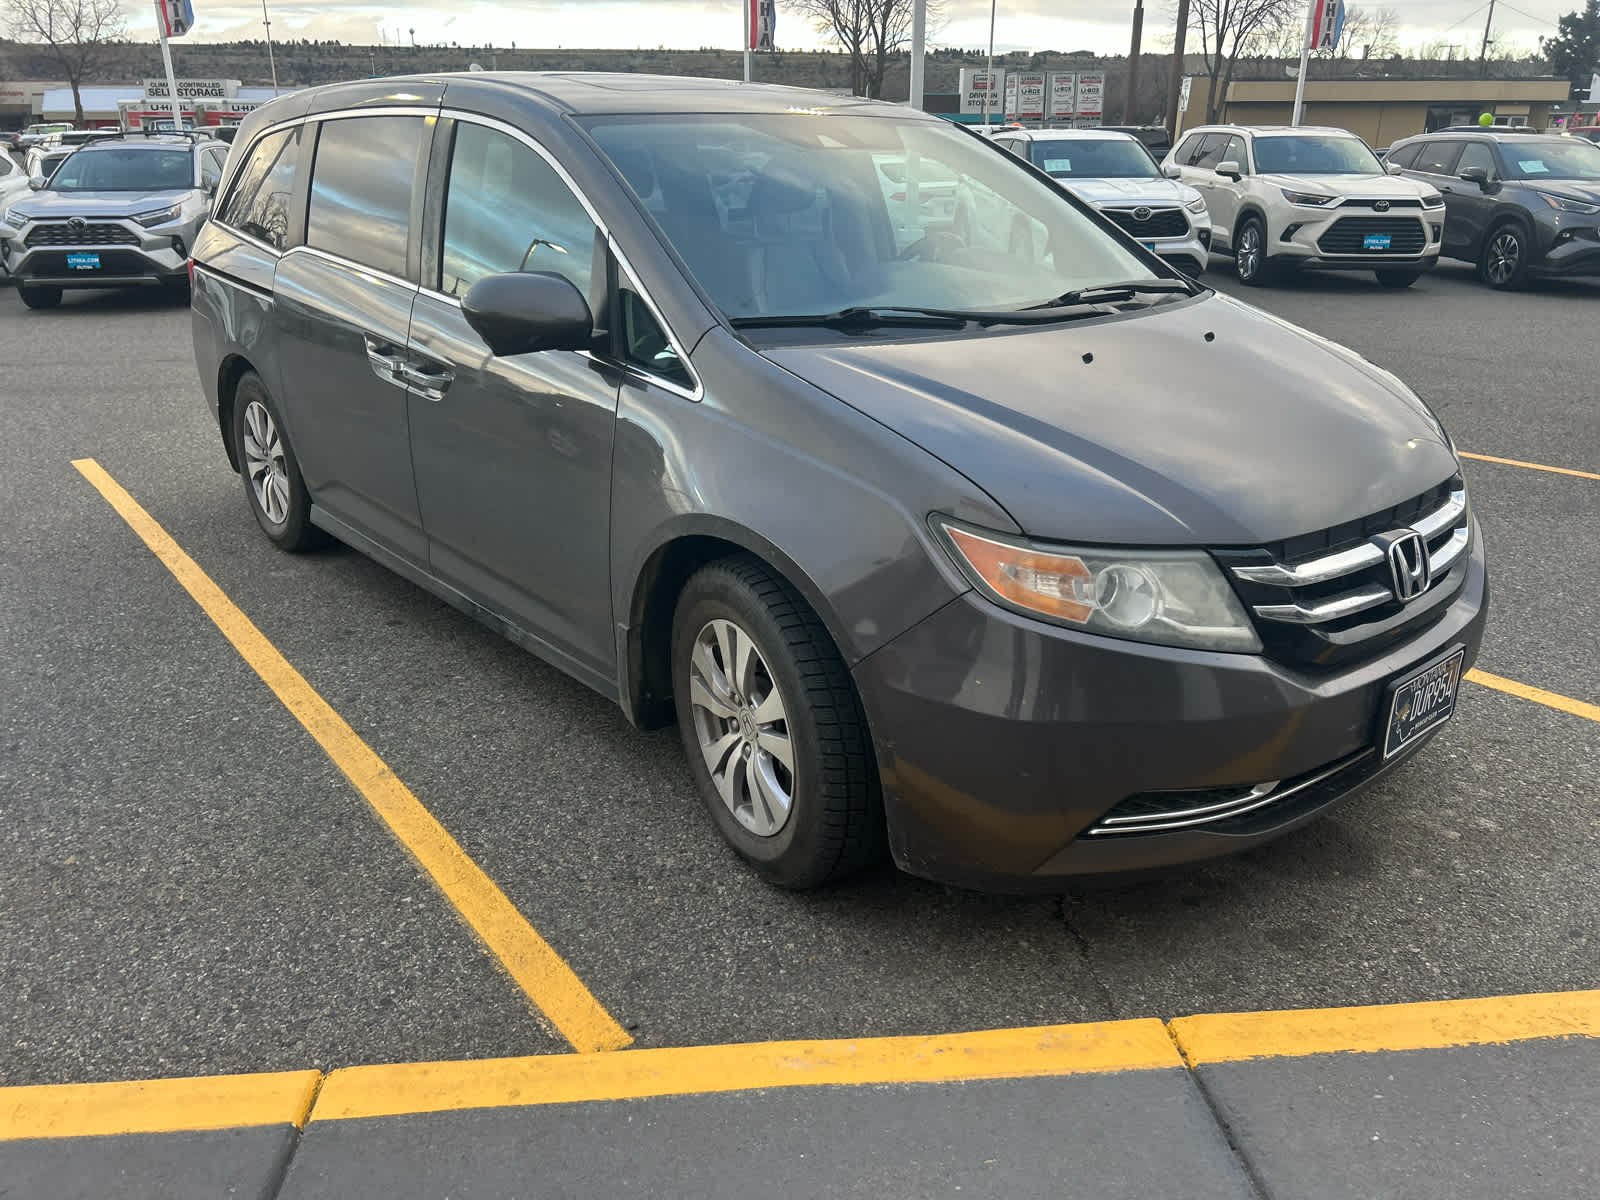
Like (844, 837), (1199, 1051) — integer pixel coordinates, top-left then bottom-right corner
(583, 112), (1156, 321)
(1253, 135), (1382, 175)
(1500, 141), (1600, 180)
(48, 148), (194, 191)
(1028, 137), (1159, 179)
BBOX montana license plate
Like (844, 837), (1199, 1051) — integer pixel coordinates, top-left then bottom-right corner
(1382, 647), (1465, 759)
(1363, 233), (1392, 251)
(66, 252), (101, 270)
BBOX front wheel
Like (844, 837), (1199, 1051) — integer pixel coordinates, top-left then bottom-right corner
(1234, 217), (1273, 287)
(1478, 224), (1529, 290)
(1375, 270), (1420, 289)
(18, 285), (62, 310)
(672, 555), (883, 889)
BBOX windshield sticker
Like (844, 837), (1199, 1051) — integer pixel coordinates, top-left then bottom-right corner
(1042, 158), (1071, 172)
(1518, 159), (1550, 173)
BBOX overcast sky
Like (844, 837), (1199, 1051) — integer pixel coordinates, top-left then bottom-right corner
(126, 1), (1571, 63)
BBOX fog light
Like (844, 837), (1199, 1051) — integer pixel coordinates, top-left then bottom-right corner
(171, 236), (186, 255)
(1430, 224), (1442, 240)
(1280, 224), (1302, 241)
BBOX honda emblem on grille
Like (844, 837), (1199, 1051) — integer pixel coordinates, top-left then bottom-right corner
(1131, 206), (1152, 221)
(1382, 530), (1431, 602)
(67, 216), (87, 231)
(1374, 199), (1391, 212)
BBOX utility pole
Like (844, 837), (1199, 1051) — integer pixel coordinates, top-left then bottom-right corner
(1124, 0), (1145, 124)
(261, 0), (279, 94)
(983, 0), (997, 127)
(1165, 0), (1189, 139)
(909, 0), (926, 111)
(1478, 0), (1496, 76)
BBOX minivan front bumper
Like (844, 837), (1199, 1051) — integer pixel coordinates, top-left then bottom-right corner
(852, 520), (1488, 890)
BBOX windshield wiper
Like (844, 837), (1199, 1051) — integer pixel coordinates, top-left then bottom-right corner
(1022, 278), (1202, 311)
(729, 306), (972, 331)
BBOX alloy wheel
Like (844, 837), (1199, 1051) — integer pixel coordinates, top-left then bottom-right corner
(687, 618), (796, 838)
(1486, 231), (1521, 286)
(1237, 225), (1261, 280)
(241, 399), (291, 526)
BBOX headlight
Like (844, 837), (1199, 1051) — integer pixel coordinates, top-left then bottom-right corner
(1537, 192), (1600, 214)
(936, 522), (1262, 653)
(133, 203), (184, 227)
(1280, 189), (1335, 206)
(1422, 193), (1446, 209)
(1184, 195), (1208, 215)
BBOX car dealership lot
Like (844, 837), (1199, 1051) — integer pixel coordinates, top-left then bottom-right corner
(1, 266), (1596, 1093)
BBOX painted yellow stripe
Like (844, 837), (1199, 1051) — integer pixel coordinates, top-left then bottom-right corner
(1458, 450), (1600, 482)
(1169, 990), (1600, 1066)
(0, 1071), (320, 1141)
(72, 459), (631, 1055)
(311, 1021), (1181, 1122)
(1466, 669), (1600, 724)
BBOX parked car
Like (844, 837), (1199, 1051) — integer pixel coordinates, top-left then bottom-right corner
(872, 153), (960, 252)
(42, 128), (122, 150)
(22, 145), (73, 185)
(1098, 123), (1173, 163)
(18, 122), (71, 150)
(1, 131), (22, 153)
(0, 145), (29, 205)
(1566, 127), (1600, 144)
(1163, 124), (1446, 287)
(190, 75), (1486, 891)
(1, 134), (228, 308)
(1385, 128), (1600, 288)
(991, 128), (1210, 274)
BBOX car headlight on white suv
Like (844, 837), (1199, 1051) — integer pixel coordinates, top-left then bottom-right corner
(1422, 192), (1446, 209)
(1280, 189), (1336, 207)
(133, 203), (184, 227)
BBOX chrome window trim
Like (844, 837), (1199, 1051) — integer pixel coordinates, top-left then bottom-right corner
(283, 243), (421, 294)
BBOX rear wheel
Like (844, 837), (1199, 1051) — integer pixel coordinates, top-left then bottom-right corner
(1375, 270), (1420, 288)
(1234, 217), (1274, 287)
(671, 555), (883, 889)
(231, 371), (325, 552)
(18, 285), (62, 310)
(1478, 223), (1529, 290)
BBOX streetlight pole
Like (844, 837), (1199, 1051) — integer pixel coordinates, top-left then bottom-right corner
(983, 0), (997, 127)
(909, 0), (925, 111)
(1165, 0), (1189, 139)
(261, 0), (279, 93)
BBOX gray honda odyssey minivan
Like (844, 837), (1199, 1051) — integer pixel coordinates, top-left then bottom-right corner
(190, 74), (1488, 891)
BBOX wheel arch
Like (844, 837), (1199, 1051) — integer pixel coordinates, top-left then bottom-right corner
(1232, 204), (1270, 247)
(215, 353), (256, 473)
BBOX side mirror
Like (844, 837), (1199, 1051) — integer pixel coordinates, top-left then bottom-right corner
(1162, 163), (1181, 179)
(1386, 161), (1405, 175)
(1459, 165), (1491, 188)
(461, 271), (593, 358)
(1215, 160), (1242, 180)
(28, 175), (45, 190)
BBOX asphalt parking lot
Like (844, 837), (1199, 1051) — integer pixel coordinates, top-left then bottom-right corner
(1, 259), (1596, 1114)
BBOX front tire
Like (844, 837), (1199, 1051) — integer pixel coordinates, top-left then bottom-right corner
(671, 555), (883, 889)
(18, 285), (62, 309)
(1375, 270), (1420, 288)
(231, 371), (325, 552)
(1478, 223), (1529, 290)
(1234, 217), (1273, 287)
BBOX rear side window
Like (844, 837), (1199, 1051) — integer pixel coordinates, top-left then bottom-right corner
(1385, 142), (1421, 169)
(1413, 142), (1463, 176)
(200, 148), (224, 190)
(440, 121), (597, 300)
(217, 127), (301, 251)
(307, 115), (426, 278)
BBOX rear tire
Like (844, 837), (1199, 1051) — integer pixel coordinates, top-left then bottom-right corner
(1375, 270), (1420, 288)
(1478, 223), (1529, 290)
(231, 371), (325, 552)
(1234, 217), (1274, 287)
(18, 285), (62, 309)
(671, 555), (884, 889)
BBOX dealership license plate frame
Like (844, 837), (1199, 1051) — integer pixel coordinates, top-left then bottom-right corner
(1381, 645), (1466, 759)
(1363, 233), (1392, 251)
(66, 252), (101, 271)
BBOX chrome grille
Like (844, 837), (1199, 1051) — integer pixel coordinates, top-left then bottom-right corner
(1217, 478), (1471, 666)
(1316, 216), (1427, 255)
(26, 222), (141, 247)
(1104, 207), (1189, 239)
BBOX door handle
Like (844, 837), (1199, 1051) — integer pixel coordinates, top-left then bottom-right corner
(363, 335), (407, 385)
(396, 360), (455, 401)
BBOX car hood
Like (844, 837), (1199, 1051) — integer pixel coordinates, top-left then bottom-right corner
(1266, 172), (1430, 199)
(1058, 177), (1196, 206)
(5, 189), (195, 219)
(762, 292), (1457, 546)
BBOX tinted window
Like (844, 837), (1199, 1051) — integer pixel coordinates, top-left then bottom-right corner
(1219, 135), (1249, 171)
(440, 122), (597, 300)
(621, 290), (691, 389)
(1173, 133), (1207, 166)
(1455, 142), (1499, 180)
(307, 115), (425, 278)
(1413, 142), (1463, 176)
(217, 127), (301, 250)
(1191, 135), (1228, 169)
(1385, 142), (1421, 169)
(201, 148), (224, 189)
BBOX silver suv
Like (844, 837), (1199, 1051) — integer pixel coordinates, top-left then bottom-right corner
(1, 133), (227, 309)
(1164, 124), (1445, 287)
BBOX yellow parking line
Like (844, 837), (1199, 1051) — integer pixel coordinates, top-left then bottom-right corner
(1465, 669), (1600, 723)
(72, 458), (631, 1055)
(310, 1021), (1181, 1122)
(1458, 451), (1600, 482)
(1, 1071), (320, 1140)
(1169, 990), (1600, 1066)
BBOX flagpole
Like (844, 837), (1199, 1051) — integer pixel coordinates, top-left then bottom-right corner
(156, 1), (183, 130)
(1291, 0), (1316, 126)
(743, 0), (752, 82)
(908, 0), (925, 110)
(262, 0), (279, 94)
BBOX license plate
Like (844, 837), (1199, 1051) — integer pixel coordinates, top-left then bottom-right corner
(66, 252), (100, 270)
(1382, 647), (1465, 759)
(1363, 233), (1392, 251)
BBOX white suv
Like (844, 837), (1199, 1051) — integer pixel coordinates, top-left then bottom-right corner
(1164, 124), (1446, 287)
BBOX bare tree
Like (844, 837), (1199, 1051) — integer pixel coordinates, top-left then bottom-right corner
(790, 0), (944, 98)
(1334, 5), (1400, 59)
(1184, 0), (1299, 122)
(4, 0), (125, 125)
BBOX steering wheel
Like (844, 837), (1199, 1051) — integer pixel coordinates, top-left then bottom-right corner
(897, 231), (962, 262)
